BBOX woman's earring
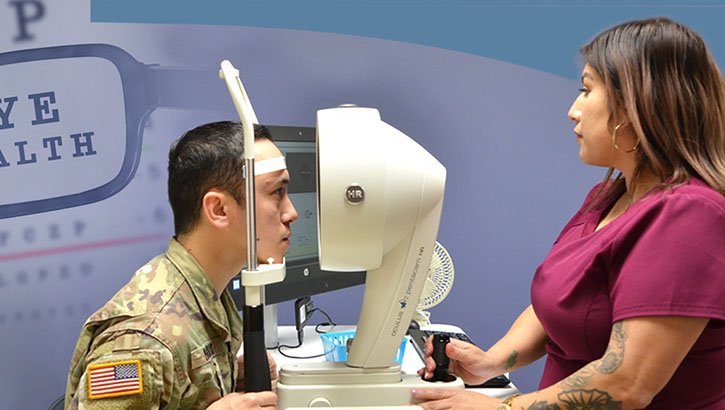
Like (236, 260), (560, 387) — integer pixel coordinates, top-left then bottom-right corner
(612, 122), (640, 153)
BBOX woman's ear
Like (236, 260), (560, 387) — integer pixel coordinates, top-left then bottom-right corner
(613, 107), (630, 128)
(201, 190), (231, 229)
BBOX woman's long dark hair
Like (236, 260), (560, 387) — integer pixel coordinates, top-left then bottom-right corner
(581, 17), (725, 208)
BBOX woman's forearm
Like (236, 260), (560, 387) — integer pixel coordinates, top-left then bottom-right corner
(504, 316), (710, 410)
(486, 305), (549, 374)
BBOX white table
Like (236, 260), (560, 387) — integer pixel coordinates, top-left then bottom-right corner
(268, 325), (520, 400)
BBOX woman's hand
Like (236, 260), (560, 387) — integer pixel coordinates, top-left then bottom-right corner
(411, 388), (501, 410)
(417, 337), (499, 385)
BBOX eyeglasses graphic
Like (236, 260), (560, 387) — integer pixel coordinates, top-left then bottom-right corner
(0, 43), (226, 219)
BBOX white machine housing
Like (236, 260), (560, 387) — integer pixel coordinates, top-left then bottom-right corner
(276, 106), (462, 408)
(317, 106), (446, 368)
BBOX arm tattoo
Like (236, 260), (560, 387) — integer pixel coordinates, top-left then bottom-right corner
(504, 350), (519, 371)
(523, 389), (622, 410)
(542, 322), (626, 409)
(593, 321), (626, 374)
(559, 366), (594, 390)
(558, 321), (628, 390)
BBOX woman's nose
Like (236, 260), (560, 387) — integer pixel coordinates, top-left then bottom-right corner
(568, 105), (581, 122)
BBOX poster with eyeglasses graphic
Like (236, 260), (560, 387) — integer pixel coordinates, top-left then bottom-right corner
(0, 3), (241, 408)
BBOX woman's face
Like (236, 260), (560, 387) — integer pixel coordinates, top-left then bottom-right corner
(568, 64), (620, 168)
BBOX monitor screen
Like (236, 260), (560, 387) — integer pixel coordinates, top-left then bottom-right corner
(227, 125), (366, 305)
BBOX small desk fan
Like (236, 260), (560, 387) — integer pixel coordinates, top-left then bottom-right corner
(413, 241), (454, 327)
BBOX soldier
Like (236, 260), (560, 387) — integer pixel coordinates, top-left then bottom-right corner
(64, 121), (298, 409)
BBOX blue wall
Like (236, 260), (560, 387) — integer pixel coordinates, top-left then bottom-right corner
(2, 1), (725, 408)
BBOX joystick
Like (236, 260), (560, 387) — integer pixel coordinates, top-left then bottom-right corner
(431, 333), (451, 382)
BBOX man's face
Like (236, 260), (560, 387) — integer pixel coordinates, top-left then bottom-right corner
(251, 139), (298, 264)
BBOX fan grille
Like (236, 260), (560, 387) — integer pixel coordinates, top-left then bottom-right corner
(418, 242), (454, 309)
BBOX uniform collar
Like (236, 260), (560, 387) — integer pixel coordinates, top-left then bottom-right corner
(165, 238), (241, 344)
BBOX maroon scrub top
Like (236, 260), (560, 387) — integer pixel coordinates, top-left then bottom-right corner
(531, 178), (725, 409)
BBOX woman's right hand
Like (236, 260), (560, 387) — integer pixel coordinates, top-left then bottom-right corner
(417, 336), (499, 385)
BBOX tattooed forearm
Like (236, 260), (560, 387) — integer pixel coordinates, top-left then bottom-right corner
(523, 389), (622, 410)
(558, 365), (594, 390)
(528, 323), (625, 410)
(558, 321), (628, 391)
(594, 321), (626, 374)
(558, 389), (622, 409)
(504, 350), (519, 371)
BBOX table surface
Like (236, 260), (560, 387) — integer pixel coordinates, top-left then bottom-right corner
(267, 324), (521, 400)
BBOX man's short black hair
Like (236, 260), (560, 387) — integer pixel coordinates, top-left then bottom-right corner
(167, 121), (272, 235)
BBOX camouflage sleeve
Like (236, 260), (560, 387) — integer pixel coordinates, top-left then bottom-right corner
(66, 332), (178, 410)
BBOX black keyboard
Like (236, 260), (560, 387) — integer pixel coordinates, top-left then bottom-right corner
(408, 328), (511, 388)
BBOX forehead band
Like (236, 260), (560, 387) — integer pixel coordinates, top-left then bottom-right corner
(254, 156), (287, 176)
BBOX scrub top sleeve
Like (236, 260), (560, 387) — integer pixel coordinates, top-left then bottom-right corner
(610, 193), (725, 322)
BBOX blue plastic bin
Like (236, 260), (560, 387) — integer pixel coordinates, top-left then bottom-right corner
(320, 330), (408, 364)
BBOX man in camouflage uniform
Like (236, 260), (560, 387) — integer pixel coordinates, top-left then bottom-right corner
(65, 122), (298, 409)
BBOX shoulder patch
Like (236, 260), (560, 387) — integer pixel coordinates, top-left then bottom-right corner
(88, 360), (143, 399)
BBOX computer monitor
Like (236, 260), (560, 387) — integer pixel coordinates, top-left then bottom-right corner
(226, 125), (366, 306)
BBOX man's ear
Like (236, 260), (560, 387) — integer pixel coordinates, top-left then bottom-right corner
(201, 190), (231, 229)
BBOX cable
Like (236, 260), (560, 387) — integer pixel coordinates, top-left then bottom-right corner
(277, 344), (330, 359)
(276, 306), (338, 359)
(310, 308), (336, 333)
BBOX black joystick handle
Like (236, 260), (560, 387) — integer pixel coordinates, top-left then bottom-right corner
(431, 333), (451, 382)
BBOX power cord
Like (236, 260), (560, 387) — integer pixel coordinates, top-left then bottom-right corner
(277, 302), (338, 359)
(310, 308), (336, 333)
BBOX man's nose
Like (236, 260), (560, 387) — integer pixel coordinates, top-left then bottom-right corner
(283, 197), (298, 224)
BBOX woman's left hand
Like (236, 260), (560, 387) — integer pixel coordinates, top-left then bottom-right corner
(411, 388), (501, 410)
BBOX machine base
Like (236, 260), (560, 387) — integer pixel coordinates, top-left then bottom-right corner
(277, 362), (464, 409)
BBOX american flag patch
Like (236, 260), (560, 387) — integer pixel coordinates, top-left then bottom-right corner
(88, 360), (143, 399)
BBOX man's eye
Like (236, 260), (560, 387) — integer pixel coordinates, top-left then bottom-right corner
(274, 188), (284, 197)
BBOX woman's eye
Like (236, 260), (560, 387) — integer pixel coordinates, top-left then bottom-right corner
(579, 87), (590, 96)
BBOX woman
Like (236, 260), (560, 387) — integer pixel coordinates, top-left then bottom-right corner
(413, 17), (725, 409)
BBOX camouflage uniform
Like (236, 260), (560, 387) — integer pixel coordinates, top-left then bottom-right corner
(65, 238), (243, 410)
